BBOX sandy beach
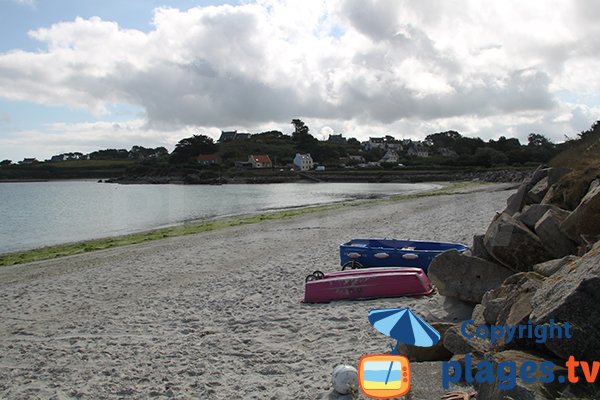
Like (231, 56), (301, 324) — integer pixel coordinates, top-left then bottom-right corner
(0, 183), (514, 399)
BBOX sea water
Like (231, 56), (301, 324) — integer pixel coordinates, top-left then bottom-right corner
(0, 181), (439, 253)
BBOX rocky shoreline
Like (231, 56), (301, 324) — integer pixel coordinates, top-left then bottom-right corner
(419, 165), (600, 399)
(105, 168), (532, 185)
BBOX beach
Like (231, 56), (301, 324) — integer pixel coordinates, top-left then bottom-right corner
(0, 183), (514, 399)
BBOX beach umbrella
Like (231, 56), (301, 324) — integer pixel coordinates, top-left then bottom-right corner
(367, 307), (440, 384)
(368, 307), (440, 350)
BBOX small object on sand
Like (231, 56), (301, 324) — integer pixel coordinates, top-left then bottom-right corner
(441, 389), (478, 400)
(332, 365), (358, 395)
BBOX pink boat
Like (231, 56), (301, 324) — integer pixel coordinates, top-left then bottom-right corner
(303, 267), (435, 303)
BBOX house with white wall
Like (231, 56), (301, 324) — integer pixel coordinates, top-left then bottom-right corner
(293, 153), (314, 171)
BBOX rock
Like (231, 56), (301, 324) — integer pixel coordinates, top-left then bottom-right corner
(396, 322), (454, 362)
(517, 204), (565, 230)
(471, 234), (494, 262)
(529, 166), (550, 187)
(533, 255), (579, 277)
(484, 213), (553, 272)
(471, 304), (486, 325)
(428, 250), (513, 303)
(481, 290), (506, 325)
(541, 183), (566, 208)
(561, 179), (600, 244)
(526, 176), (550, 204)
(530, 241), (600, 362)
(443, 324), (492, 356)
(481, 272), (545, 327)
(474, 350), (566, 400)
(505, 184), (529, 215)
(496, 272), (545, 327)
(535, 209), (578, 258)
(547, 167), (571, 186)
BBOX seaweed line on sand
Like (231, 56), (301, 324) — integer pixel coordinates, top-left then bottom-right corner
(0, 181), (487, 267)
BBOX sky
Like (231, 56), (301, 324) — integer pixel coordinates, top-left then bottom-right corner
(0, 0), (599, 161)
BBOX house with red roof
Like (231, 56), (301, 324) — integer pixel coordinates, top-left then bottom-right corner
(248, 154), (272, 169)
(197, 154), (220, 166)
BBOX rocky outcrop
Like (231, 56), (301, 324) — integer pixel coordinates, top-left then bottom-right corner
(428, 250), (512, 303)
(516, 204), (563, 230)
(483, 213), (553, 271)
(533, 255), (579, 277)
(535, 209), (577, 258)
(430, 164), (600, 398)
(530, 241), (600, 362)
(560, 179), (600, 244)
(526, 176), (550, 204)
(474, 350), (566, 400)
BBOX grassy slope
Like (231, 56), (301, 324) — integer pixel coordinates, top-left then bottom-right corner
(0, 181), (483, 267)
(549, 132), (600, 209)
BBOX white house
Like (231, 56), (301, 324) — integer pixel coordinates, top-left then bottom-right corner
(379, 150), (400, 164)
(293, 153), (314, 171)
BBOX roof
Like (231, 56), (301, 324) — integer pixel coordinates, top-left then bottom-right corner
(250, 155), (272, 163)
(197, 154), (219, 161)
(218, 130), (237, 142)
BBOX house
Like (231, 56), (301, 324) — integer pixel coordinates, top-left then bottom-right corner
(364, 137), (386, 151)
(218, 130), (238, 143)
(197, 154), (220, 166)
(50, 154), (68, 162)
(249, 154), (272, 169)
(407, 143), (430, 158)
(19, 158), (38, 165)
(218, 130), (251, 143)
(328, 134), (347, 145)
(293, 153), (314, 171)
(379, 150), (400, 164)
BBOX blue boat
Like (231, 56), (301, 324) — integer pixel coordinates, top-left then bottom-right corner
(339, 239), (469, 274)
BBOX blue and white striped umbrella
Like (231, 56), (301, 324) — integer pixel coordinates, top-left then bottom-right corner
(368, 307), (440, 349)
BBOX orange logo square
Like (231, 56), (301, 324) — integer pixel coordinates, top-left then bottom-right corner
(358, 354), (410, 399)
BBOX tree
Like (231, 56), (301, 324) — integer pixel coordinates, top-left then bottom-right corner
(291, 119), (309, 139)
(425, 130), (462, 149)
(527, 133), (553, 148)
(0, 159), (12, 166)
(170, 134), (217, 163)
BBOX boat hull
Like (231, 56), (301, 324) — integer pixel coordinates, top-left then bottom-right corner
(303, 267), (434, 303)
(340, 239), (469, 273)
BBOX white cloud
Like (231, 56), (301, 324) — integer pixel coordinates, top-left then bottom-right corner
(0, 0), (599, 159)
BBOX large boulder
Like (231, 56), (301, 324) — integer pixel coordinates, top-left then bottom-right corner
(474, 350), (567, 400)
(530, 242), (600, 362)
(535, 209), (578, 258)
(484, 213), (554, 272)
(471, 234), (494, 262)
(443, 324), (492, 356)
(481, 272), (545, 327)
(428, 250), (512, 303)
(560, 179), (600, 244)
(505, 184), (529, 216)
(517, 204), (565, 230)
(533, 255), (579, 277)
(395, 322), (454, 362)
(526, 176), (550, 204)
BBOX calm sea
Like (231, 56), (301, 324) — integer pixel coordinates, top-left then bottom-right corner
(0, 181), (439, 253)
